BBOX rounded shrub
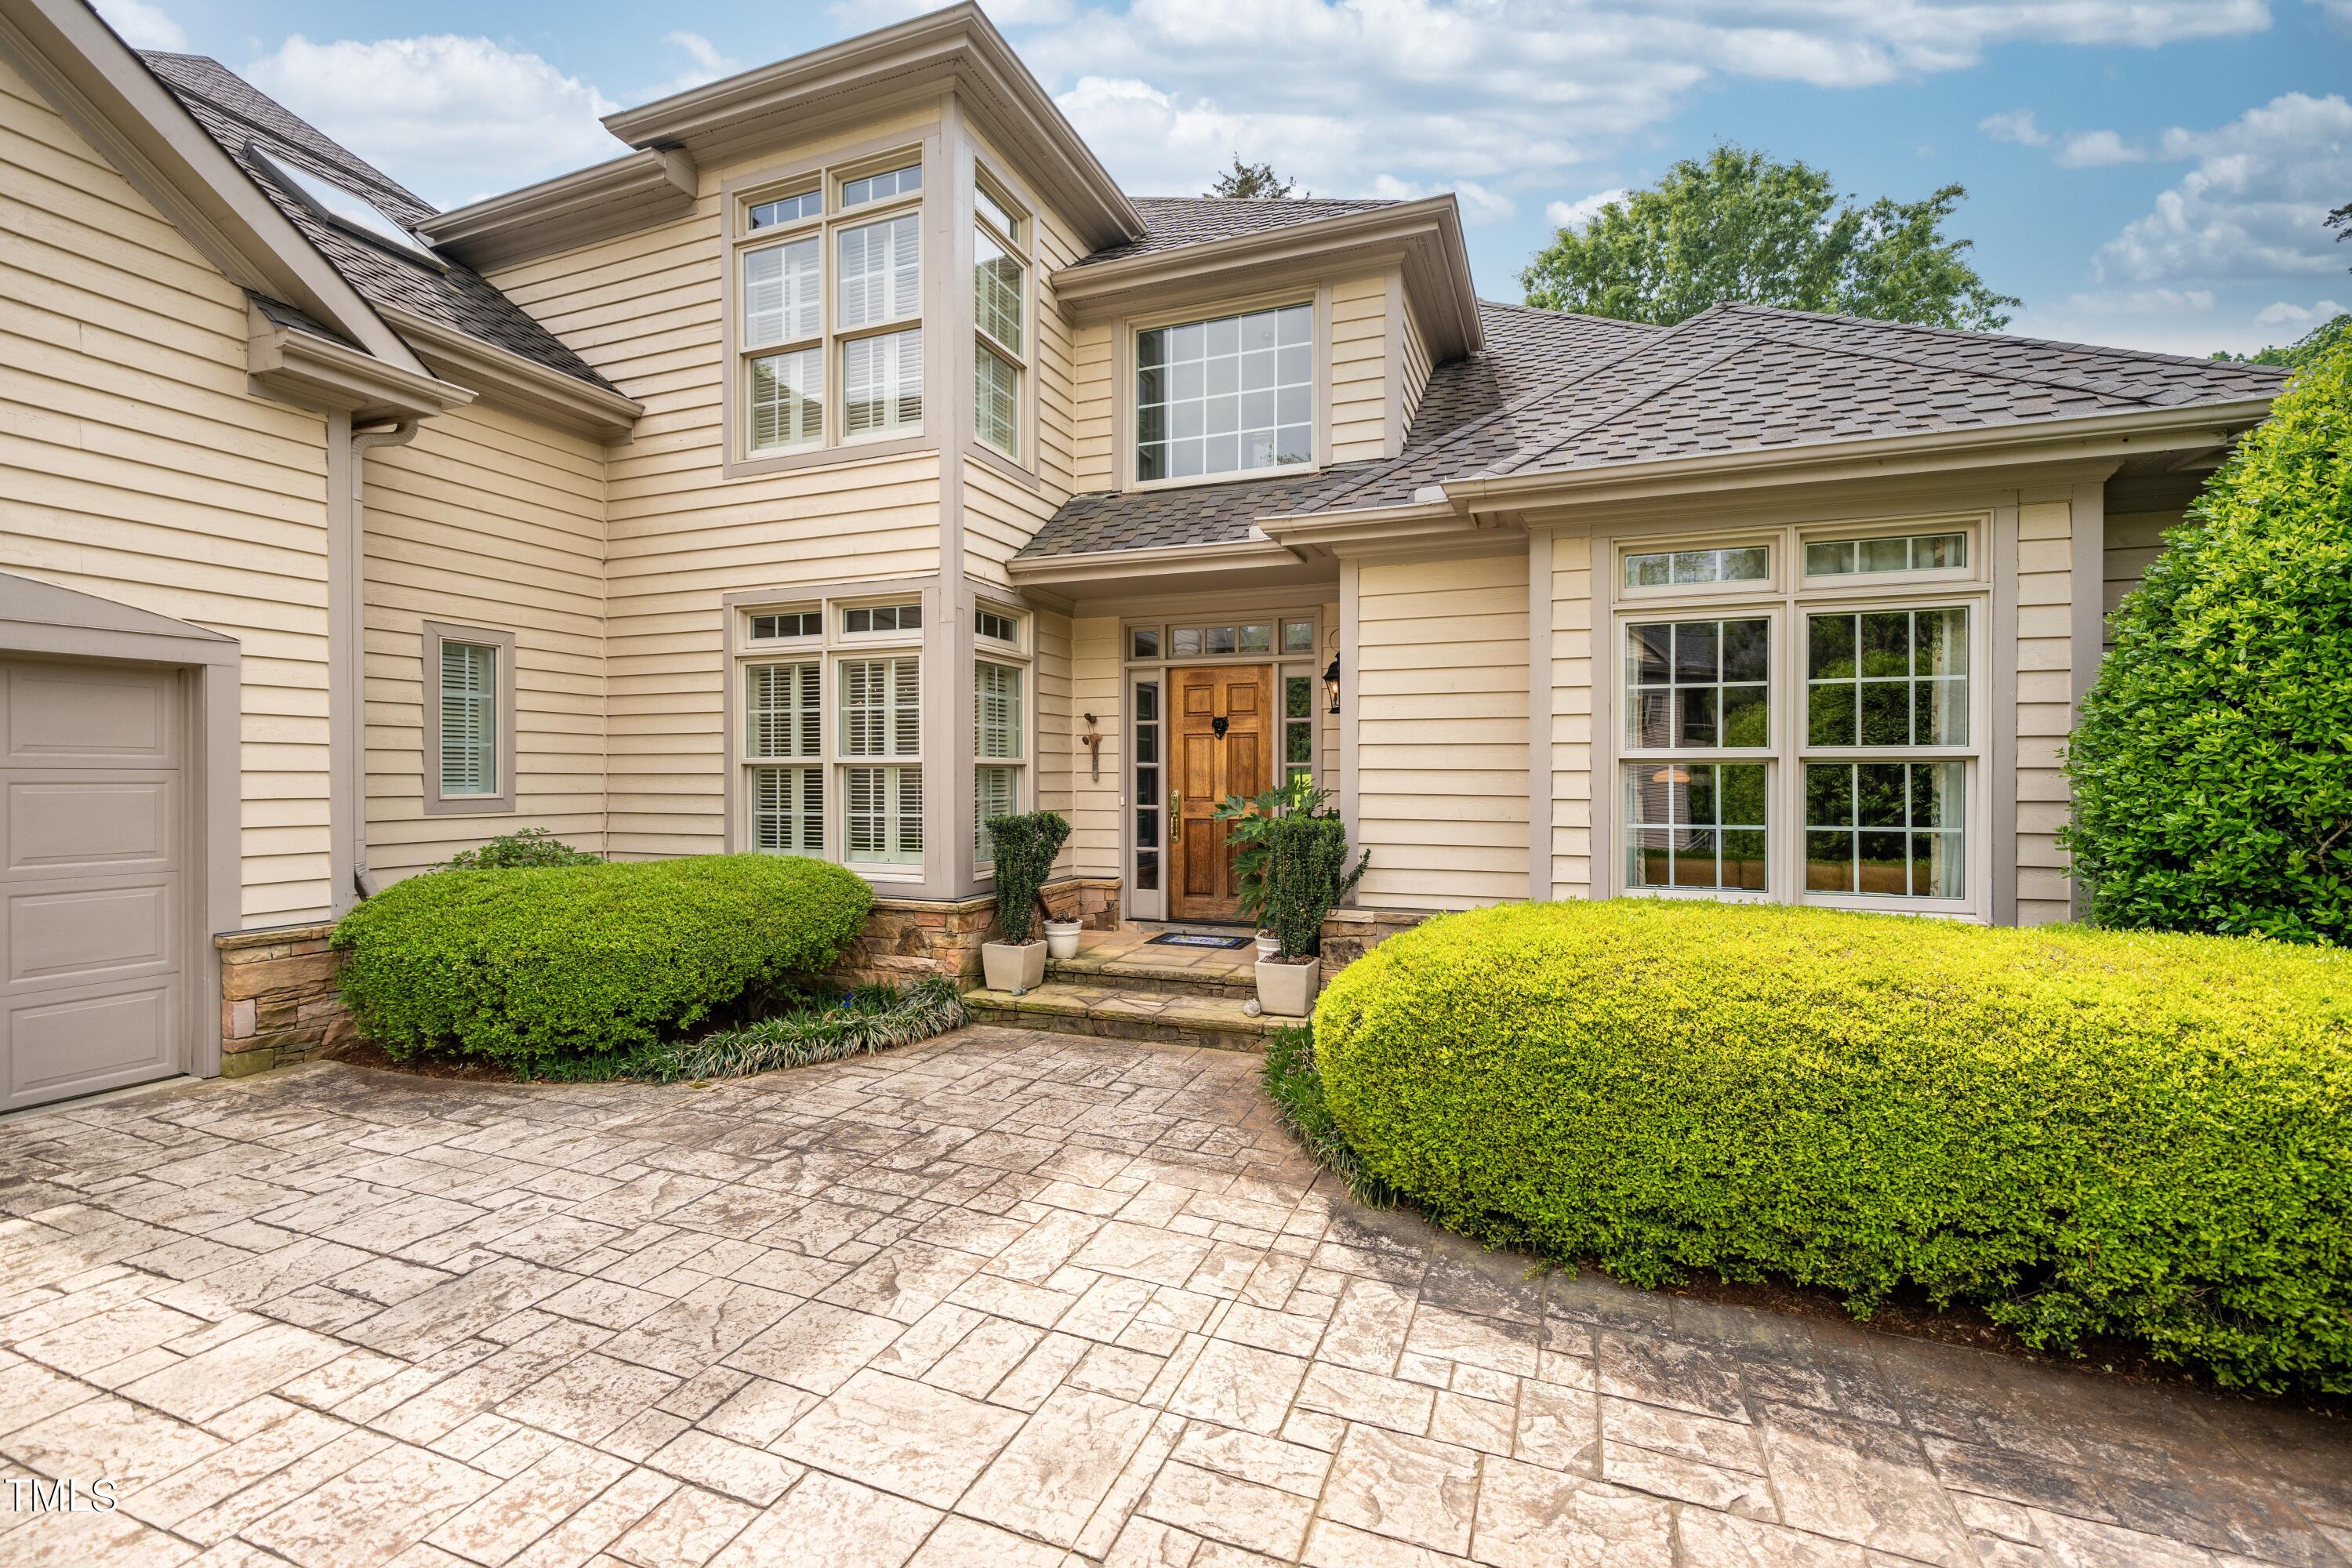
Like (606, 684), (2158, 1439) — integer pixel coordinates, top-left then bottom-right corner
(2063, 337), (2352, 942)
(333, 854), (873, 1070)
(1312, 900), (2352, 1391)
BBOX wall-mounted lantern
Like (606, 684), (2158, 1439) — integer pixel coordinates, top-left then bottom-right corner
(1322, 658), (1341, 715)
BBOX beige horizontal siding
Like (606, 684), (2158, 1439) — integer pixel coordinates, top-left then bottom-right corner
(1033, 608), (1075, 877)
(487, 118), (947, 858)
(1072, 322), (1113, 493)
(361, 403), (608, 880)
(1356, 552), (1529, 909)
(2104, 508), (2183, 642)
(1399, 295), (1433, 441)
(1548, 533), (1595, 899)
(1, 56), (333, 924)
(1068, 615), (1123, 880)
(2015, 500), (2074, 924)
(1329, 273), (1388, 463)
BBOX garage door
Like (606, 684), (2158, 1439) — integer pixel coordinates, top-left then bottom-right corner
(2, 656), (185, 1111)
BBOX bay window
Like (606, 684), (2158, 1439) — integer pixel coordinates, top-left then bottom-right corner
(841, 654), (921, 866)
(1611, 523), (1984, 913)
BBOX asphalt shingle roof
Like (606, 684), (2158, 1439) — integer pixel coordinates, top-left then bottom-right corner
(1076, 197), (1402, 267)
(1015, 299), (1662, 559)
(141, 52), (619, 394)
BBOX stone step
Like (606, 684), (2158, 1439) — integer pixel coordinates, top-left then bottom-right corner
(1045, 949), (1259, 999)
(964, 980), (1295, 1053)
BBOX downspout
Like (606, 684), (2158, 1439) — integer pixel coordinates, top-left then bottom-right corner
(338, 418), (419, 904)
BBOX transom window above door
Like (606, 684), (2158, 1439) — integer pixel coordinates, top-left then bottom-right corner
(1136, 303), (1313, 482)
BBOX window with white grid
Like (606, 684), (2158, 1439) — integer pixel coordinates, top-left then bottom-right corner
(1136, 303), (1313, 482)
(847, 765), (922, 865)
(745, 661), (822, 855)
(974, 180), (1026, 461)
(842, 656), (920, 760)
(730, 148), (923, 467)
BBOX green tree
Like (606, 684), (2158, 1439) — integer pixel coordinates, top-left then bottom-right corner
(2213, 314), (2352, 371)
(2063, 333), (2352, 943)
(1207, 154), (1303, 199)
(1522, 144), (2019, 330)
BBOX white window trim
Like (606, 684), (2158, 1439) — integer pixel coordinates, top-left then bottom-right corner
(1120, 289), (1328, 493)
(1602, 517), (1991, 919)
(423, 620), (516, 817)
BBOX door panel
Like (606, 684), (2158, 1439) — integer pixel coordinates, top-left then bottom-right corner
(0, 657), (187, 1112)
(1168, 665), (1272, 920)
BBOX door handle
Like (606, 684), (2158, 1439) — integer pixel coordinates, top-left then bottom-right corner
(1171, 789), (1181, 847)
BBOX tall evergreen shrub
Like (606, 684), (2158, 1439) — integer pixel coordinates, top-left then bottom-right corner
(2064, 344), (2352, 942)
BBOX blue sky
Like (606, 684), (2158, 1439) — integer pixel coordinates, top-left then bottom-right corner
(97, 0), (2352, 357)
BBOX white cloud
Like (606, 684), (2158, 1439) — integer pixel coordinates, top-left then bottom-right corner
(2253, 297), (2347, 327)
(1977, 109), (2048, 147)
(1371, 173), (1515, 222)
(94, 0), (186, 51)
(628, 31), (747, 103)
(2054, 129), (2147, 168)
(2012, 287), (2223, 356)
(1546, 189), (1630, 230)
(2099, 92), (2352, 285)
(243, 35), (626, 208)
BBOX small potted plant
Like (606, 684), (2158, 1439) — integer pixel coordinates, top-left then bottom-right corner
(1249, 784), (1367, 1018)
(1044, 909), (1083, 960)
(982, 809), (1070, 994)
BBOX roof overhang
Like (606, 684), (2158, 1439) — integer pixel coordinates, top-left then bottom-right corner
(422, 149), (698, 273)
(1004, 533), (1334, 595)
(0, 0), (430, 377)
(247, 301), (472, 423)
(1051, 196), (1484, 361)
(1443, 400), (2278, 514)
(601, 3), (1141, 252)
(382, 307), (642, 440)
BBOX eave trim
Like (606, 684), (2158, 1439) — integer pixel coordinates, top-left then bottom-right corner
(382, 307), (641, 438)
(419, 149), (698, 272)
(246, 307), (472, 423)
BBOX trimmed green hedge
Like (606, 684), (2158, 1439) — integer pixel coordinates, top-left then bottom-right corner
(1313, 900), (2352, 1391)
(333, 855), (872, 1070)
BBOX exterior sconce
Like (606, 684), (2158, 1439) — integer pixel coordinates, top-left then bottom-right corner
(1081, 713), (1104, 782)
(1322, 658), (1341, 715)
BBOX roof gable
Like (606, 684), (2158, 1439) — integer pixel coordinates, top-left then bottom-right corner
(140, 51), (622, 397)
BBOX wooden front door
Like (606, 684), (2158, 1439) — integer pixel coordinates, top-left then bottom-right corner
(1170, 664), (1272, 921)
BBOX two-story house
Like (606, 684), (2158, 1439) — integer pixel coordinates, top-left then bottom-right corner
(0, 0), (2287, 1108)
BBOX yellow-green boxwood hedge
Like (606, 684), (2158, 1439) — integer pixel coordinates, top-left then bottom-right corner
(1312, 900), (2352, 1392)
(333, 854), (872, 1070)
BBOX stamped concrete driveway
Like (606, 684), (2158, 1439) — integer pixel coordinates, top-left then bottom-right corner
(0, 1028), (2346, 1568)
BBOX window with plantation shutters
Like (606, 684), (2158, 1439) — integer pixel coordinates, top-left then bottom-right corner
(746, 661), (823, 856)
(975, 346), (1017, 458)
(841, 656), (920, 758)
(439, 641), (497, 797)
(728, 145), (924, 470)
(973, 180), (1026, 463)
(975, 658), (1024, 862)
(743, 236), (820, 349)
(749, 348), (822, 451)
(747, 662), (822, 760)
(847, 764), (922, 864)
(837, 214), (920, 330)
(751, 764), (823, 855)
(844, 329), (922, 435)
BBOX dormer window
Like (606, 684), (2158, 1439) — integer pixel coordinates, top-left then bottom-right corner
(1136, 303), (1313, 483)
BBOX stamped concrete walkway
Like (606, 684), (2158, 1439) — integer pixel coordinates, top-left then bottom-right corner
(0, 1028), (2345, 1568)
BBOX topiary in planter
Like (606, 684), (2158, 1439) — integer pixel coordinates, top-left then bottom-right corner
(984, 809), (1071, 943)
(2063, 340), (2350, 942)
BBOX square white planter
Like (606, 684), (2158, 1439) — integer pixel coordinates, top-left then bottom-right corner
(983, 940), (1047, 993)
(1255, 956), (1319, 1018)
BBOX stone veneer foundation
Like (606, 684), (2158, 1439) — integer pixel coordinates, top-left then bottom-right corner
(215, 923), (348, 1076)
(1319, 906), (1435, 983)
(210, 876), (1127, 1073)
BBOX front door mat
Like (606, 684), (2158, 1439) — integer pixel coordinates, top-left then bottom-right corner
(1145, 932), (1254, 949)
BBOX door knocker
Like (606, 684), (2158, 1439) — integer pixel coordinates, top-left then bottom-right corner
(1210, 715), (1229, 739)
